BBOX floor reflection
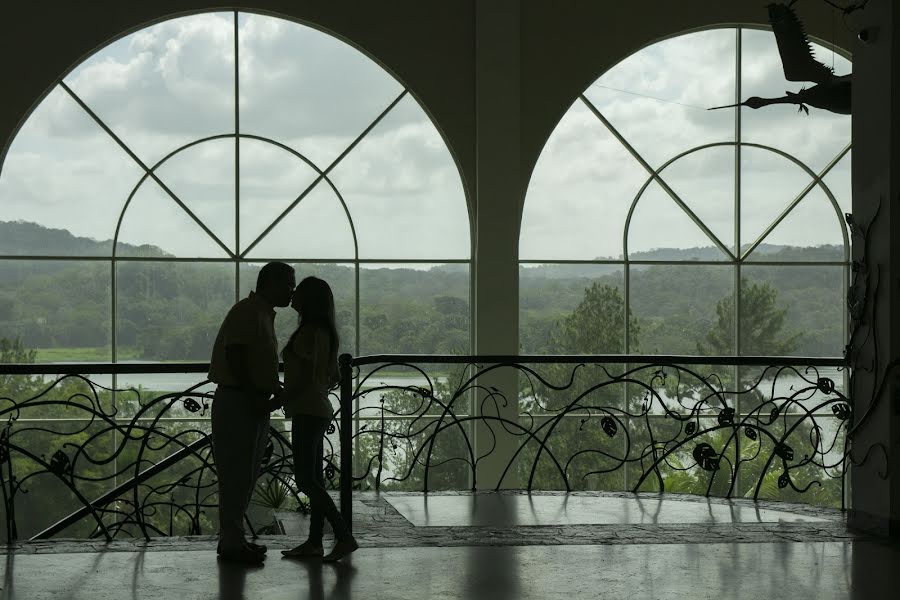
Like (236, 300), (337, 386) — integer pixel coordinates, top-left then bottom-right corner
(0, 541), (898, 599)
(217, 558), (261, 600)
(386, 493), (828, 527)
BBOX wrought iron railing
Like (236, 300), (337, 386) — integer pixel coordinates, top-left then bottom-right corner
(338, 354), (851, 527)
(0, 365), (304, 542)
(0, 354), (850, 542)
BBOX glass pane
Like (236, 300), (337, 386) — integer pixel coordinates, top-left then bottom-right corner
(359, 263), (469, 355)
(737, 414), (846, 508)
(7, 418), (117, 538)
(519, 264), (624, 354)
(656, 145), (735, 255)
(740, 266), (844, 357)
(629, 265), (734, 355)
(628, 181), (731, 260)
(740, 29), (852, 173)
(115, 262), (235, 361)
(744, 186), (846, 262)
(63, 12), (235, 166)
(354, 417), (471, 491)
(237, 137), (319, 253)
(153, 137), (236, 253)
(626, 362), (732, 416)
(739, 363), (847, 416)
(357, 363), (470, 418)
(740, 146), (815, 253)
(329, 96), (470, 259)
(240, 262), (356, 356)
(518, 415), (626, 491)
(0, 86), (145, 253)
(238, 12), (404, 168)
(583, 28), (737, 169)
(519, 362), (626, 416)
(114, 373), (214, 419)
(245, 181), (356, 260)
(116, 177), (231, 258)
(741, 146), (846, 261)
(630, 417), (737, 497)
(519, 100), (648, 260)
(0, 261), (111, 362)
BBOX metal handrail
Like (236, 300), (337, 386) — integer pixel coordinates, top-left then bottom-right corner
(0, 354), (848, 375)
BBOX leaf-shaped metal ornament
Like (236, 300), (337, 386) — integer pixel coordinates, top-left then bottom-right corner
(183, 397), (201, 413)
(831, 403), (852, 421)
(325, 465), (336, 480)
(769, 407), (781, 422)
(717, 407), (735, 426)
(817, 378), (835, 394)
(685, 421), (697, 436)
(774, 442), (794, 462)
(49, 450), (72, 477)
(601, 416), (617, 438)
(778, 472), (790, 489)
(744, 426), (758, 441)
(327, 422), (336, 435)
(692, 443), (720, 471)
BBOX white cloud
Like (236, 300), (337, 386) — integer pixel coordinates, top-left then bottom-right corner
(0, 11), (469, 261)
(520, 27), (851, 261)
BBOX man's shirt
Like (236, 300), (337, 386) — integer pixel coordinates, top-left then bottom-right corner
(208, 291), (280, 394)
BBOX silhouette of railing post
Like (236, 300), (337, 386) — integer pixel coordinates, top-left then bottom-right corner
(339, 353), (353, 533)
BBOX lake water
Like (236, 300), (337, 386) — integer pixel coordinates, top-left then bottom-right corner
(42, 365), (847, 423)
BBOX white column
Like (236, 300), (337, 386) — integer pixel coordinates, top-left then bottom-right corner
(472, 0), (522, 489)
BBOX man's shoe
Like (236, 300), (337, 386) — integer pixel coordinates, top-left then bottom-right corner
(281, 541), (324, 559)
(217, 544), (266, 565)
(247, 541), (267, 554)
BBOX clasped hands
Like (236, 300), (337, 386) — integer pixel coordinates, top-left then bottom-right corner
(244, 382), (284, 415)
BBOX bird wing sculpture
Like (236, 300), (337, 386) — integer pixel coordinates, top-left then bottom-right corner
(768, 2), (834, 84)
(708, 2), (850, 115)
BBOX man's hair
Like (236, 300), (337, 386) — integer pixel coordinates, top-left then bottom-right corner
(257, 262), (295, 290)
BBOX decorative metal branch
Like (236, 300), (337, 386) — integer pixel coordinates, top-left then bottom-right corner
(0, 376), (302, 543)
(340, 358), (849, 510)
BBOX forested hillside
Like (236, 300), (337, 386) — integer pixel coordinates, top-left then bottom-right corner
(0, 221), (845, 360)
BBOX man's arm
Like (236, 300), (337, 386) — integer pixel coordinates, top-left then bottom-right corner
(225, 344), (277, 413)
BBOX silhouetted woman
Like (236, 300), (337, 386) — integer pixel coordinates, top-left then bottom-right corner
(280, 276), (358, 562)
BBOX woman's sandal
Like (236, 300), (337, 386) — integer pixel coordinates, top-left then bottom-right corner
(281, 542), (324, 559)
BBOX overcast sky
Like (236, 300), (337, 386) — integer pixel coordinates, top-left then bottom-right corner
(0, 15), (850, 263)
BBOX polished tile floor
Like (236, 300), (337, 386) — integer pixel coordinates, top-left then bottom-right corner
(2, 493), (898, 600)
(4, 541), (899, 599)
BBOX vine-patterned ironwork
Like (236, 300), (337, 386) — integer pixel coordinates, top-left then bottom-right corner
(338, 356), (850, 522)
(0, 375), (311, 542)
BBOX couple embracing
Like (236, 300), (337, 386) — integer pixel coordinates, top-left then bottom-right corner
(207, 261), (358, 565)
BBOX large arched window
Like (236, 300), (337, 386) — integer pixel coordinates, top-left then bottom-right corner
(519, 27), (850, 501)
(520, 27), (849, 360)
(0, 11), (472, 382)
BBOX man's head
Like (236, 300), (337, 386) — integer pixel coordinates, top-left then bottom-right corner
(256, 262), (296, 308)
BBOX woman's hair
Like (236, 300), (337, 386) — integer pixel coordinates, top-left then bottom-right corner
(283, 276), (339, 375)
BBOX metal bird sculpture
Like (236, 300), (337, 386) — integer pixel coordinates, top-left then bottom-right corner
(709, 2), (851, 115)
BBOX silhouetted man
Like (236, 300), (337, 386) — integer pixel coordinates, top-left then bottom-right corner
(208, 261), (295, 564)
